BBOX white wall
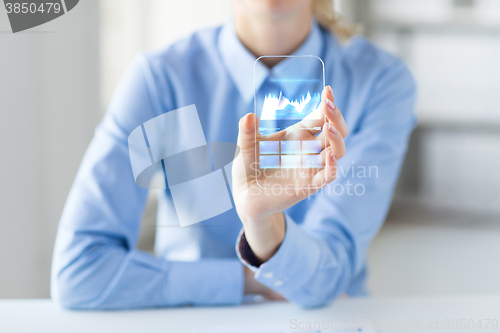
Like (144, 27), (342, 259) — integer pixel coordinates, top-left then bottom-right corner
(367, 0), (500, 296)
(370, 0), (500, 214)
(0, 1), (100, 297)
(100, 0), (232, 108)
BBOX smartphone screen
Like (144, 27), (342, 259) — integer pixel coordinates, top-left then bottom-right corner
(254, 55), (327, 189)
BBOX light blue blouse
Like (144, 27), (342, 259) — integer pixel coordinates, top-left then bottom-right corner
(51, 19), (416, 309)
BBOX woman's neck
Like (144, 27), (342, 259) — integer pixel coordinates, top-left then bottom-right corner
(233, 4), (312, 67)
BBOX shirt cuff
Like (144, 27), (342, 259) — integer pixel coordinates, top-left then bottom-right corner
(165, 259), (244, 306)
(235, 213), (321, 295)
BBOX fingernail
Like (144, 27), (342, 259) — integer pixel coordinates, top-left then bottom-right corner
(329, 86), (334, 99)
(326, 99), (336, 111)
(246, 113), (255, 125)
(328, 123), (338, 134)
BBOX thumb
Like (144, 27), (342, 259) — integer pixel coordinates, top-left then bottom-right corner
(233, 113), (259, 184)
(237, 113), (258, 153)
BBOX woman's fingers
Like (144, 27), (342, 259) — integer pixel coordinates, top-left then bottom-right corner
(314, 125), (329, 150)
(323, 86), (348, 138)
(276, 86), (348, 142)
(315, 121), (346, 158)
(312, 146), (337, 188)
(312, 85), (349, 148)
(281, 85), (333, 140)
(281, 117), (322, 140)
(324, 122), (346, 160)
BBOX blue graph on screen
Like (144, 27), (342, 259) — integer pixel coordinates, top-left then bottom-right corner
(260, 92), (321, 120)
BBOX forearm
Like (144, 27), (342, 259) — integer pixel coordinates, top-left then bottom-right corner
(237, 214), (354, 308)
(52, 231), (244, 309)
(241, 212), (286, 262)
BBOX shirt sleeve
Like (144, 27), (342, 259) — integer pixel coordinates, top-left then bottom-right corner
(50, 55), (244, 310)
(236, 59), (417, 308)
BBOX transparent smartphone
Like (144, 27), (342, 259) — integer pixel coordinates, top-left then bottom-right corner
(254, 55), (326, 190)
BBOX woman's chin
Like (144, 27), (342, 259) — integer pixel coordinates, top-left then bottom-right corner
(238, 0), (312, 17)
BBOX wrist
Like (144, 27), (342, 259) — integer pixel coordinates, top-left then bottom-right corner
(242, 212), (286, 262)
(238, 209), (273, 226)
(243, 266), (265, 295)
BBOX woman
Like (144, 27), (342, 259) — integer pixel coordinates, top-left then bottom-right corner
(51, 0), (416, 309)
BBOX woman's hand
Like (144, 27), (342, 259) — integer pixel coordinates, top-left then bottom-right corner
(232, 86), (348, 262)
(243, 266), (286, 300)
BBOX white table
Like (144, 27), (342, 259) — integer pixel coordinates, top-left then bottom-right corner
(1, 295), (499, 333)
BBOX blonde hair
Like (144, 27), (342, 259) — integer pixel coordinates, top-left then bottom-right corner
(313, 0), (360, 41)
